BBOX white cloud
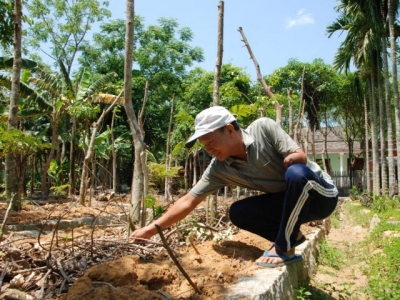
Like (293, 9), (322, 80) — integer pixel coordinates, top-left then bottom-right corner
(286, 9), (315, 28)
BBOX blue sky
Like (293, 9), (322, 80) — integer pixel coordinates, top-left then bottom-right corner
(108, 0), (345, 81)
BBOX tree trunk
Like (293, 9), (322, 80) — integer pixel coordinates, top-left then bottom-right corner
(6, 0), (22, 211)
(208, 1), (224, 226)
(369, 75), (380, 196)
(30, 155), (35, 195)
(59, 139), (66, 184)
(41, 110), (58, 197)
(376, 53), (388, 195)
(381, 35), (395, 196)
(294, 66), (306, 145)
(164, 96), (174, 202)
(213, 1), (223, 105)
(287, 89), (293, 138)
(138, 81), (149, 225)
(124, 0), (146, 224)
(192, 148), (198, 186)
(111, 109), (117, 192)
(78, 94), (121, 205)
(68, 117), (77, 197)
(388, 0), (400, 194)
(363, 95), (371, 193)
(140, 150), (148, 227)
(183, 133), (189, 193)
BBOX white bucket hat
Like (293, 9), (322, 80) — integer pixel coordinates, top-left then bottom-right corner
(185, 106), (236, 148)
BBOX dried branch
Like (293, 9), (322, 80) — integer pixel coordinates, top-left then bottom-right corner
(238, 26), (283, 125)
(0, 261), (9, 292)
(155, 224), (201, 295)
(0, 194), (16, 241)
(47, 201), (79, 257)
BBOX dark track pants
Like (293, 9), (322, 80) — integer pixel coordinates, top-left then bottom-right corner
(229, 164), (338, 252)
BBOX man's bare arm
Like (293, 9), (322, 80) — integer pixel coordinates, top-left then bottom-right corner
(130, 193), (206, 242)
(283, 148), (307, 169)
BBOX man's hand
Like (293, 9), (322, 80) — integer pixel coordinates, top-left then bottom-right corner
(130, 193), (205, 243)
(130, 225), (157, 243)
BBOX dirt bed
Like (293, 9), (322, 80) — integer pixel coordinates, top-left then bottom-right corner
(1, 195), (318, 299)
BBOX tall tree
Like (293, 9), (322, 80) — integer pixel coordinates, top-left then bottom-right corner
(388, 0), (400, 194)
(123, 0), (146, 223)
(6, 0), (23, 210)
(327, 1), (382, 195)
(209, 1), (224, 225)
(380, 0), (396, 196)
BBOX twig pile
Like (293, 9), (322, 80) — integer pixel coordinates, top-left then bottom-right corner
(0, 199), (234, 299)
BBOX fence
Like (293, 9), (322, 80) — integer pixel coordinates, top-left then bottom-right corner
(331, 170), (363, 196)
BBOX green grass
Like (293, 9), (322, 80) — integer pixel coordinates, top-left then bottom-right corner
(363, 200), (400, 299)
(316, 239), (343, 270)
(345, 196), (400, 299)
(342, 201), (373, 227)
(329, 209), (341, 229)
(297, 196), (400, 300)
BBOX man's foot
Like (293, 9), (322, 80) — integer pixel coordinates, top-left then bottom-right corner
(256, 250), (303, 268)
(256, 246), (297, 266)
(262, 232), (306, 256)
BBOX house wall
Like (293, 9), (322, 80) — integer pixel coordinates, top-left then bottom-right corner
(307, 152), (351, 173)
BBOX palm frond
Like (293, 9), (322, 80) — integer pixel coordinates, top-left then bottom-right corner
(84, 72), (118, 98)
(29, 73), (62, 99)
(0, 56), (38, 70)
(0, 73), (51, 110)
(58, 58), (75, 99)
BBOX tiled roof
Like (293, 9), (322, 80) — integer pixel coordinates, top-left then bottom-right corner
(298, 127), (362, 154)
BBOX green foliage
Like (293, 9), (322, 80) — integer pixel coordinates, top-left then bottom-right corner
(147, 161), (180, 192)
(317, 240), (343, 270)
(305, 197), (400, 299)
(295, 286), (312, 300)
(265, 58), (343, 130)
(50, 184), (70, 196)
(48, 159), (61, 184)
(348, 185), (360, 201)
(144, 194), (157, 208)
(370, 195), (399, 214)
(154, 205), (165, 218)
(143, 194), (164, 219)
(0, 57), (38, 70)
(136, 17), (204, 79)
(26, 0), (111, 71)
(0, 0), (14, 48)
(47, 158), (69, 186)
(0, 126), (51, 157)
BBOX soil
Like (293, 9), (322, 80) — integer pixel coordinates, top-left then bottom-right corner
(0, 195), (370, 300)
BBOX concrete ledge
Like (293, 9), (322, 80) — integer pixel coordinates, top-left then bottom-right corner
(227, 220), (329, 299)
